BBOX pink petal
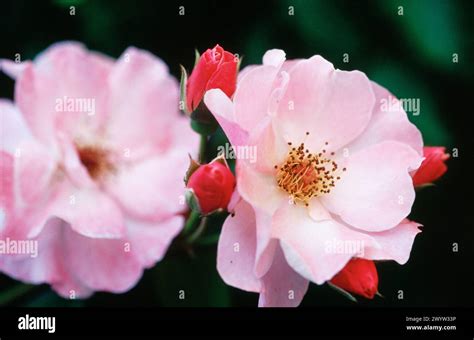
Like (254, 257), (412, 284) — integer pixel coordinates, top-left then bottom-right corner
(62, 224), (142, 293)
(362, 219), (422, 264)
(0, 152), (14, 236)
(14, 140), (57, 205)
(57, 133), (96, 189)
(204, 89), (248, 147)
(0, 99), (32, 153)
(262, 49), (286, 67)
(246, 116), (287, 174)
(254, 208), (277, 278)
(0, 218), (94, 298)
(346, 82), (423, 156)
(227, 189), (241, 212)
(237, 160), (287, 215)
(233, 59), (284, 132)
(272, 203), (375, 284)
(104, 149), (188, 222)
(321, 141), (423, 232)
(0, 59), (29, 79)
(106, 47), (181, 160)
(15, 42), (112, 147)
(308, 198), (332, 222)
(274, 55), (374, 152)
(125, 215), (184, 268)
(237, 65), (257, 83)
(258, 244), (309, 307)
(49, 184), (126, 239)
(217, 200), (260, 292)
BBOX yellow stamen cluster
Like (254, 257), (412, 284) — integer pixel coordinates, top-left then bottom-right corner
(274, 133), (345, 206)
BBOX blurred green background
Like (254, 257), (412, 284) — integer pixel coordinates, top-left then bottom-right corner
(0, 0), (472, 307)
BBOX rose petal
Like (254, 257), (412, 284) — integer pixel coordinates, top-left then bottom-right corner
(106, 47), (180, 160)
(361, 219), (422, 264)
(49, 185), (126, 239)
(125, 215), (184, 268)
(217, 200), (260, 292)
(237, 160), (287, 215)
(272, 202), (375, 284)
(321, 141), (423, 232)
(15, 42), (111, 147)
(275, 55), (374, 152)
(105, 149), (188, 222)
(346, 82), (423, 156)
(204, 89), (249, 147)
(258, 244), (309, 307)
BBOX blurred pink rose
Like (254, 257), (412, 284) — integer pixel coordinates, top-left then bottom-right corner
(205, 49), (424, 307)
(0, 42), (198, 297)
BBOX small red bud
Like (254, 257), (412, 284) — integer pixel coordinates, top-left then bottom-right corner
(330, 259), (379, 299)
(413, 146), (449, 186)
(186, 44), (238, 112)
(187, 161), (235, 214)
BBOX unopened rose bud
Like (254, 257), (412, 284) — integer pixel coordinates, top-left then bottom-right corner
(185, 44), (238, 112)
(330, 259), (379, 299)
(413, 146), (449, 186)
(186, 160), (235, 215)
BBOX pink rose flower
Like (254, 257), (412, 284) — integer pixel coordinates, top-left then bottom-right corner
(0, 42), (198, 298)
(204, 49), (424, 307)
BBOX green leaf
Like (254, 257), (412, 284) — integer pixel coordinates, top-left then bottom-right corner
(185, 189), (202, 215)
(184, 155), (200, 185)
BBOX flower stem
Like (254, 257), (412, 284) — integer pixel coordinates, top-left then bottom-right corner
(183, 210), (200, 236)
(186, 216), (209, 244)
(194, 233), (220, 246)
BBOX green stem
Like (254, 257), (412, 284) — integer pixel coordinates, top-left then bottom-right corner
(194, 233), (220, 246)
(183, 210), (200, 236)
(187, 216), (209, 244)
(0, 284), (35, 306)
(199, 134), (207, 163)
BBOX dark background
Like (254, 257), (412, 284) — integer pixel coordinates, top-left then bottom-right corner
(0, 0), (473, 307)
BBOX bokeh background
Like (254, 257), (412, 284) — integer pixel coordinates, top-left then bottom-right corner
(0, 0), (472, 307)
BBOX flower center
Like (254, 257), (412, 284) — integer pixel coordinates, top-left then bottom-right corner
(77, 145), (114, 180)
(274, 133), (345, 206)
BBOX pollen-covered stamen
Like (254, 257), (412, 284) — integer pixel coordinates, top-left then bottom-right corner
(275, 135), (344, 206)
(77, 144), (114, 180)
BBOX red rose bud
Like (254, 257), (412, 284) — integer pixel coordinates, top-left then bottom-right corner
(187, 161), (235, 214)
(186, 44), (238, 112)
(330, 259), (379, 299)
(413, 146), (449, 186)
